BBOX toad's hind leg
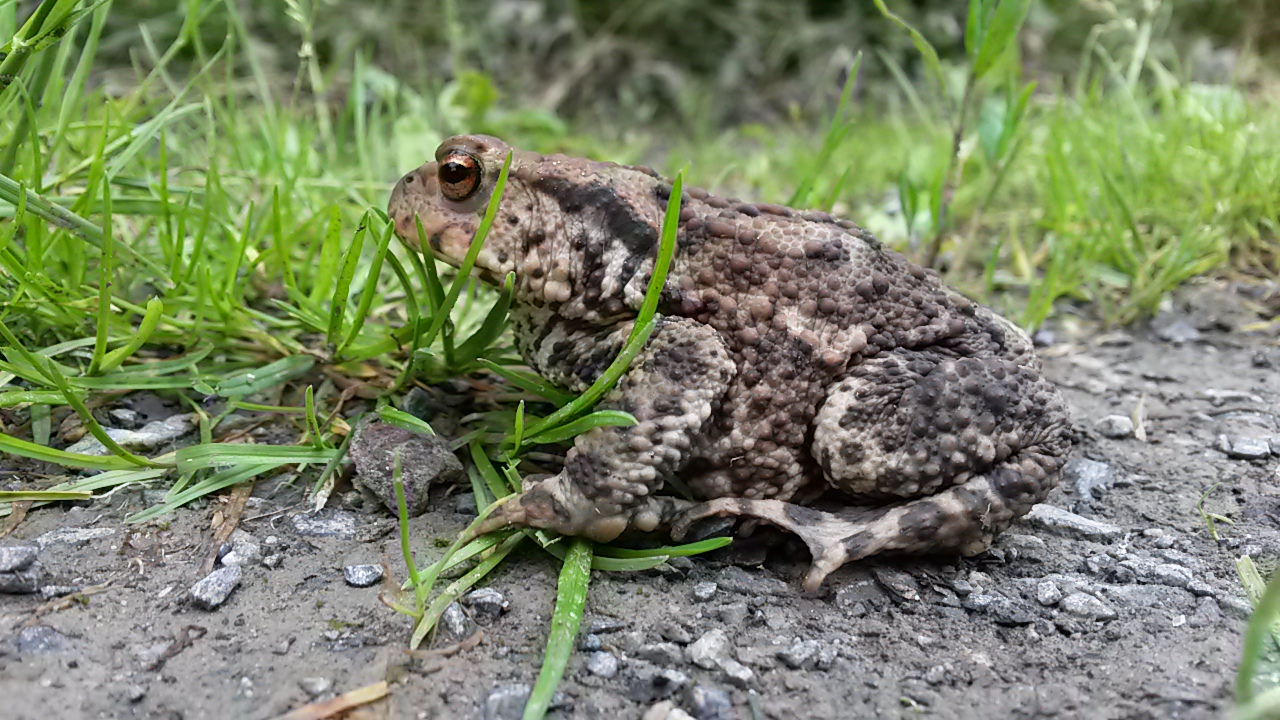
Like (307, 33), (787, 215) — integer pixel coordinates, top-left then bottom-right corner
(674, 347), (1071, 592)
(672, 455), (1060, 592)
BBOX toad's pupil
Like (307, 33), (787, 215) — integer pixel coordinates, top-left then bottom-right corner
(441, 161), (472, 184)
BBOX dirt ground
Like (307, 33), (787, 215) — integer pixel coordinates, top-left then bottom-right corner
(3, 283), (1279, 720)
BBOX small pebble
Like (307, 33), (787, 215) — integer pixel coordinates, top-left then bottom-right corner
(263, 554), (284, 569)
(290, 511), (357, 539)
(637, 642), (684, 666)
(687, 685), (735, 720)
(125, 684), (148, 703)
(343, 564), (384, 588)
(585, 651), (619, 678)
(299, 677), (332, 697)
(692, 582), (718, 602)
(1223, 436), (1272, 461)
(464, 587), (507, 621)
(777, 639), (821, 669)
(1060, 592), (1118, 621)
(718, 658), (754, 688)
(687, 629), (731, 670)
(16, 626), (68, 654)
(441, 601), (475, 640)
(1036, 580), (1063, 607)
(189, 565), (241, 610)
(1095, 415), (1135, 439)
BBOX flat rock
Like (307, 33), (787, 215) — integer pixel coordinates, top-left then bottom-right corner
(1223, 436), (1272, 461)
(872, 567), (920, 602)
(716, 566), (791, 597)
(66, 413), (194, 456)
(692, 582), (718, 601)
(962, 593), (1037, 625)
(629, 664), (690, 703)
(441, 601), (475, 640)
(1101, 584), (1195, 610)
(190, 565), (241, 610)
(777, 639), (821, 669)
(0, 544), (38, 572)
(348, 417), (464, 516)
(343, 564), (384, 587)
(1023, 504), (1124, 542)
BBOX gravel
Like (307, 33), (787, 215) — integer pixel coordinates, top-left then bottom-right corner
(189, 565), (241, 610)
(637, 642), (685, 666)
(1036, 580), (1063, 606)
(34, 527), (115, 549)
(777, 639), (821, 669)
(298, 677), (332, 697)
(1221, 436), (1273, 460)
(686, 685), (735, 720)
(717, 658), (754, 688)
(441, 601), (475, 640)
(629, 664), (691, 703)
(343, 564), (384, 587)
(0, 561), (43, 594)
(16, 626), (68, 654)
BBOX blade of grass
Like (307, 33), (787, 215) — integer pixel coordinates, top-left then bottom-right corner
(523, 538), (592, 720)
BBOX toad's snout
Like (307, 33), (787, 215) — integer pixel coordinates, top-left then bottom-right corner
(388, 162), (437, 244)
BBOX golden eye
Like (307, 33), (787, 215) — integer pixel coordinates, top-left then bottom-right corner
(438, 151), (481, 201)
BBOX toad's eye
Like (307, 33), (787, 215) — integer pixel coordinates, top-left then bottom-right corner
(438, 152), (481, 201)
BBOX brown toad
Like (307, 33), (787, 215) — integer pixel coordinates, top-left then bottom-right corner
(388, 135), (1072, 591)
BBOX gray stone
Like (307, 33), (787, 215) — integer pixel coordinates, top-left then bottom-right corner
(66, 413), (194, 456)
(348, 417), (464, 517)
(717, 602), (749, 626)
(716, 565), (791, 597)
(1220, 596), (1253, 621)
(343, 564), (384, 588)
(872, 567), (920, 602)
(717, 658), (754, 688)
(1036, 580), (1063, 606)
(637, 642), (684, 666)
(0, 544), (38, 572)
(108, 408), (141, 427)
(585, 651), (619, 678)
(1154, 318), (1202, 344)
(1064, 458), (1116, 499)
(643, 701), (694, 720)
(441, 601), (474, 640)
(39, 585), (79, 600)
(1187, 580), (1216, 597)
(687, 629), (731, 670)
(629, 664), (690, 702)
(1023, 504), (1124, 542)
(220, 530), (261, 567)
(34, 526), (115, 549)
(777, 639), (821, 669)
(464, 587), (507, 621)
(299, 677), (332, 697)
(262, 554), (284, 569)
(692, 582), (718, 602)
(455, 492), (478, 516)
(1188, 597), (1223, 628)
(190, 565), (241, 610)
(0, 561), (43, 594)
(482, 684), (530, 720)
(962, 593), (1036, 626)
(16, 626), (67, 654)
(1103, 584), (1194, 610)
(589, 618), (628, 634)
(1060, 592), (1117, 620)
(657, 620), (692, 645)
(124, 684), (148, 703)
(578, 633), (603, 652)
(290, 510), (356, 538)
(835, 577), (890, 610)
(1224, 436), (1273, 461)
(1095, 415), (1135, 439)
(686, 685), (735, 720)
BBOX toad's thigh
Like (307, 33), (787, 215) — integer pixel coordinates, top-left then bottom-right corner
(812, 348), (1058, 499)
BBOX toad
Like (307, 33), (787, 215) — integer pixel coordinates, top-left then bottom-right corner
(388, 135), (1072, 591)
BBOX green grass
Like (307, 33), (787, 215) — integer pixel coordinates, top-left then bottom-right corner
(1, 1), (1278, 717)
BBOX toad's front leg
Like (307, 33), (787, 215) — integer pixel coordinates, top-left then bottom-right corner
(471, 316), (736, 542)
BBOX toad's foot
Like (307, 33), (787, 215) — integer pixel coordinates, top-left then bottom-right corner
(464, 473), (695, 543)
(671, 498), (897, 593)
